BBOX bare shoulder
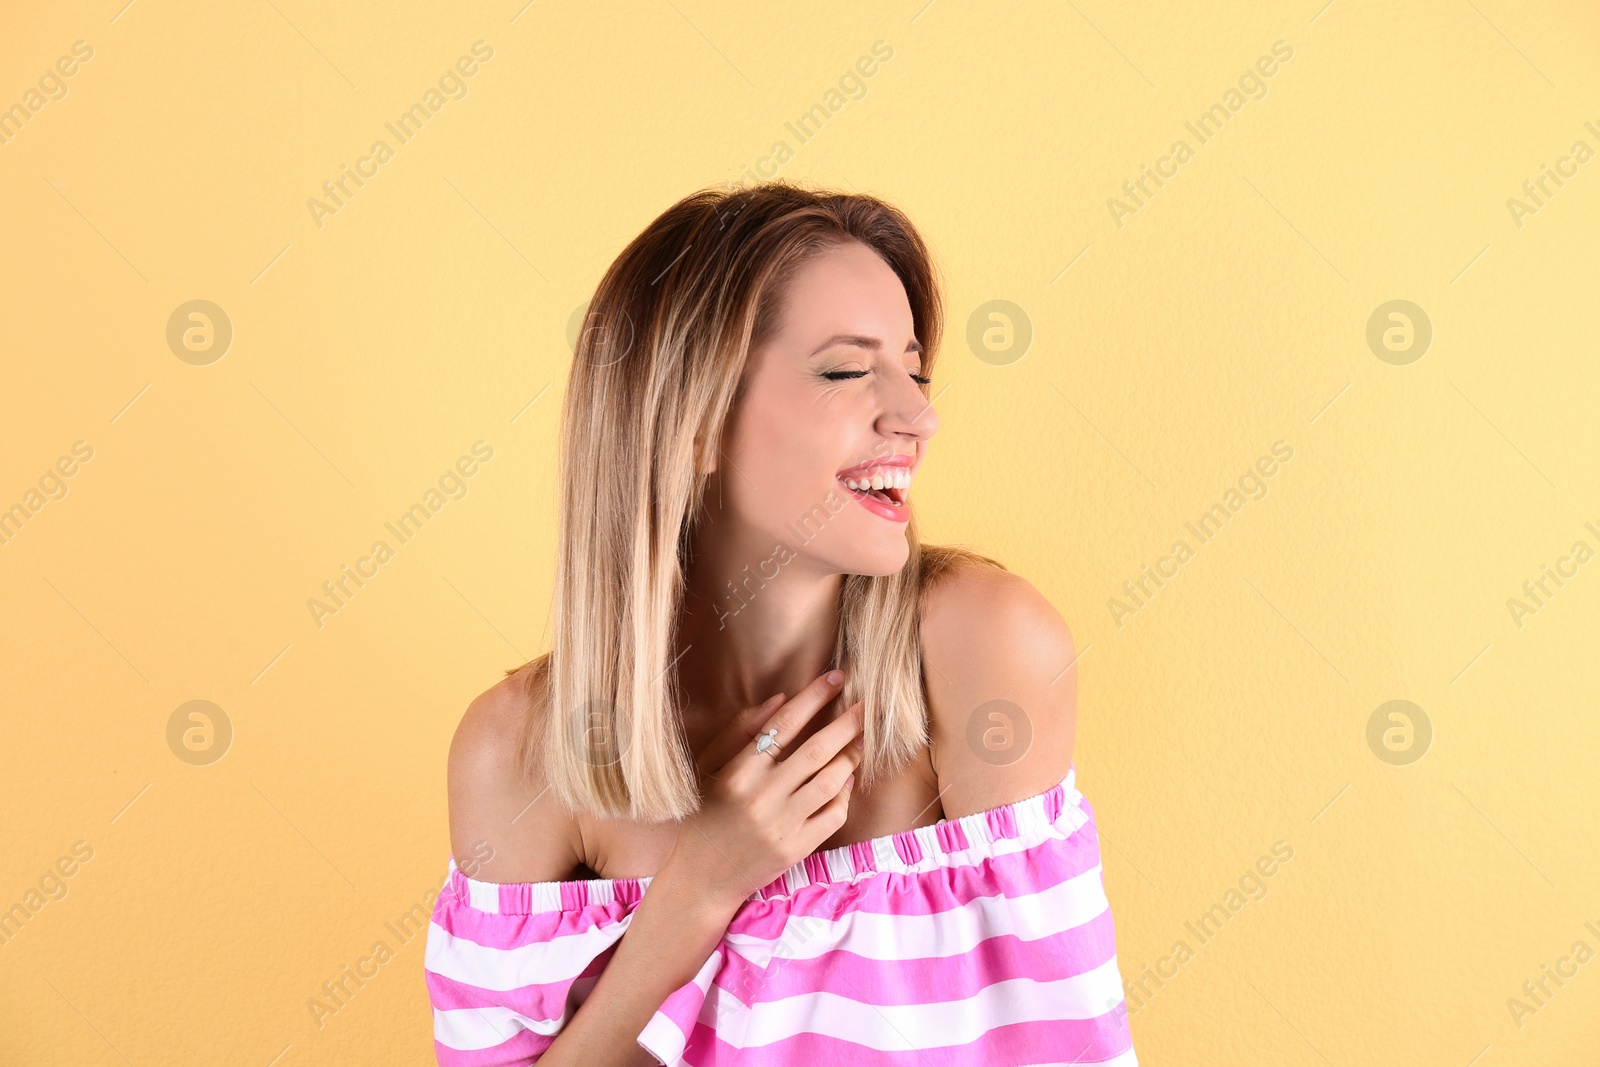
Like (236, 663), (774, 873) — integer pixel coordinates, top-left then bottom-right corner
(920, 557), (1079, 819)
(447, 661), (584, 884)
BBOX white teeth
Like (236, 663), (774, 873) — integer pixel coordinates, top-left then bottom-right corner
(841, 466), (913, 495)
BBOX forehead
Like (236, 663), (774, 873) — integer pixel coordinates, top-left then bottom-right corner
(770, 240), (915, 345)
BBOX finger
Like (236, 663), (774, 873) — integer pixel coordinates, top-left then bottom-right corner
(799, 755), (859, 835)
(729, 671), (846, 771)
(774, 700), (864, 789)
(792, 731), (864, 816)
(697, 693), (786, 776)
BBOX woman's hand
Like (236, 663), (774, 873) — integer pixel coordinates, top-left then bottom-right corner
(664, 670), (865, 915)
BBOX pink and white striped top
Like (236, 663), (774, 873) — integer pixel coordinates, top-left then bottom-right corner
(424, 764), (1137, 1065)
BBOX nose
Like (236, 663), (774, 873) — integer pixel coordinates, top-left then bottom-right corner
(877, 371), (940, 442)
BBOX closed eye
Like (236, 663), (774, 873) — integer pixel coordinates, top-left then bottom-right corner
(822, 369), (932, 385)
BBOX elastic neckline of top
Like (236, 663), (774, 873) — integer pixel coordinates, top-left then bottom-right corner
(441, 763), (1089, 915)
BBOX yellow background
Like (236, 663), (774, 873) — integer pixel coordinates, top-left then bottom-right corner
(3, 1), (1597, 1063)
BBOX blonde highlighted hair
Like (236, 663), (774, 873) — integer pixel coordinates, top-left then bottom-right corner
(509, 180), (1004, 821)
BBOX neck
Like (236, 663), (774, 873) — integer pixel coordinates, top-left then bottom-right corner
(675, 517), (842, 721)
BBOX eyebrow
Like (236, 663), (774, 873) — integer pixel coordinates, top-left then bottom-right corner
(809, 334), (924, 358)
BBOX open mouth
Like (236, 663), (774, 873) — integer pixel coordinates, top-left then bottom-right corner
(835, 459), (913, 514)
(842, 482), (904, 507)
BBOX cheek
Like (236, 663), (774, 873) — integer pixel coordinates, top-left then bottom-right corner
(719, 429), (819, 527)
(743, 450), (832, 522)
(726, 393), (840, 491)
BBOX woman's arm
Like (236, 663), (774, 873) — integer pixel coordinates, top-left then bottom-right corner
(448, 673), (739, 1065)
(445, 667), (862, 1065)
(919, 563), (1079, 816)
(445, 670), (584, 886)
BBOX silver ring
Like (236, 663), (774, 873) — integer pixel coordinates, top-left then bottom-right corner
(754, 727), (783, 760)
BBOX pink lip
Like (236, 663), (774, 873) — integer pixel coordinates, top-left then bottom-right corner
(841, 482), (911, 523)
(835, 453), (916, 480)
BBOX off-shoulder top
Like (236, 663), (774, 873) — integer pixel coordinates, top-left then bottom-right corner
(423, 764), (1138, 1065)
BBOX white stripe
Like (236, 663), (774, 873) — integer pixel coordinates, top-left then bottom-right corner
(445, 855), (658, 917)
(708, 954), (1129, 1051)
(467, 879), (500, 913)
(531, 882), (564, 911)
(433, 1004), (550, 1049)
(722, 863), (1111, 967)
(825, 847), (855, 882)
(424, 914), (632, 991)
(871, 833), (899, 872)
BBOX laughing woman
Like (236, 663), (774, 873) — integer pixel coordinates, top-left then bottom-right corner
(424, 181), (1139, 1066)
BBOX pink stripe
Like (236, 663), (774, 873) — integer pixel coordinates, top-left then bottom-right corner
(892, 828), (923, 867)
(675, 1008), (1134, 1066)
(494, 879), (529, 914)
(1044, 782), (1065, 824)
(709, 908), (1121, 1009)
(934, 817), (970, 854)
(986, 801), (1019, 841)
(429, 894), (633, 951)
(432, 1030), (552, 1067)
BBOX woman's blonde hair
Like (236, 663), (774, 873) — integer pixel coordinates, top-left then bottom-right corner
(510, 180), (1004, 821)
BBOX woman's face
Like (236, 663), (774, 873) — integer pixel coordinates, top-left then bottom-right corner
(712, 239), (939, 578)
